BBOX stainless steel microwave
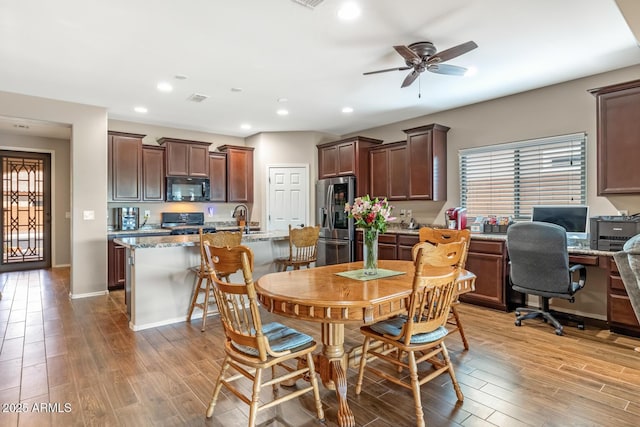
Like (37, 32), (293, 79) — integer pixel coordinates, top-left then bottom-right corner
(166, 177), (210, 202)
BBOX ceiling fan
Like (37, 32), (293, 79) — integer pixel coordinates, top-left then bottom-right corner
(364, 41), (478, 88)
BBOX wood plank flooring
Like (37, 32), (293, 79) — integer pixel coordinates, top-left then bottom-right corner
(1, 268), (640, 426)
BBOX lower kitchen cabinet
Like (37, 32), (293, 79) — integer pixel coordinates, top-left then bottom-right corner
(108, 239), (126, 290)
(397, 234), (419, 260)
(607, 257), (640, 336)
(355, 232), (398, 261)
(460, 239), (511, 311)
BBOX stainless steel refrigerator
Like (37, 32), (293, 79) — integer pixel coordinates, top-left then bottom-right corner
(316, 175), (355, 266)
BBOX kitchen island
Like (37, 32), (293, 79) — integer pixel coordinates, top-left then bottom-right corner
(114, 231), (289, 331)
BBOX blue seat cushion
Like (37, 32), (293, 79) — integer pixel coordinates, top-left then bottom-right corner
(369, 315), (448, 344)
(232, 322), (313, 356)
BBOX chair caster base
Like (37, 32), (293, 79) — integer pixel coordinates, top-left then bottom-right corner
(555, 328), (563, 336)
(515, 320), (522, 327)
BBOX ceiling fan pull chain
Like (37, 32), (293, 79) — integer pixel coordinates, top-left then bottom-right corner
(418, 76), (422, 98)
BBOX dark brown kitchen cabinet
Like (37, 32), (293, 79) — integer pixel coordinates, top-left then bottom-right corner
(317, 136), (383, 197)
(607, 257), (640, 336)
(217, 145), (254, 203)
(209, 152), (227, 202)
(397, 234), (419, 260)
(158, 137), (211, 177)
(108, 131), (144, 202)
(141, 146), (165, 201)
(355, 232), (398, 261)
(369, 142), (408, 200)
(403, 124), (449, 201)
(107, 239), (126, 290)
(589, 79), (640, 195)
(460, 239), (510, 311)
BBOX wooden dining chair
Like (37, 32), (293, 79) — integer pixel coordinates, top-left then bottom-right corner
(355, 241), (465, 427)
(418, 226), (472, 349)
(187, 229), (243, 331)
(203, 243), (325, 426)
(274, 224), (320, 272)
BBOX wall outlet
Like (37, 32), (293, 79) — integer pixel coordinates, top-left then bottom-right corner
(144, 210), (151, 218)
(406, 209), (412, 219)
(619, 209), (629, 217)
(400, 209), (406, 217)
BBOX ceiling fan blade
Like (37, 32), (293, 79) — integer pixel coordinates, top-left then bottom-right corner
(401, 70), (420, 88)
(428, 40), (478, 64)
(427, 63), (468, 76)
(363, 66), (411, 76)
(393, 45), (421, 64)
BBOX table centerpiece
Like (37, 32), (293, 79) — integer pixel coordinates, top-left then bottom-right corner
(345, 195), (394, 275)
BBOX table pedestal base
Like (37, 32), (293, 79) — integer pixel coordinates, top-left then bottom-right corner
(316, 323), (355, 427)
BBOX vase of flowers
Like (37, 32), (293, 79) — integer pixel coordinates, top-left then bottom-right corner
(345, 195), (394, 276)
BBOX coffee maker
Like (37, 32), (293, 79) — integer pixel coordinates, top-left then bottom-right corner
(115, 207), (139, 231)
(445, 207), (467, 230)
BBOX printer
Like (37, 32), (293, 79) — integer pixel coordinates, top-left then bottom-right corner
(590, 216), (640, 251)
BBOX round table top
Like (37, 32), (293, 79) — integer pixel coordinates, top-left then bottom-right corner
(255, 260), (475, 324)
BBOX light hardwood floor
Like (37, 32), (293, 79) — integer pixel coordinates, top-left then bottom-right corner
(1, 268), (640, 426)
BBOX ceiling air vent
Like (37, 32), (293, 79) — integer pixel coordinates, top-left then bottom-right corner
(187, 93), (209, 103)
(291, 0), (324, 9)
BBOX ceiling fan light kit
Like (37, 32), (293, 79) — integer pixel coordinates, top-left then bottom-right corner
(364, 40), (478, 88)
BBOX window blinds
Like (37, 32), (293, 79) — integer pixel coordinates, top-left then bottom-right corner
(459, 132), (586, 219)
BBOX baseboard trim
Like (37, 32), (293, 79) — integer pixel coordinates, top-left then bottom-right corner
(69, 290), (109, 299)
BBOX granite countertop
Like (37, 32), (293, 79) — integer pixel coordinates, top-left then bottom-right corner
(114, 229), (289, 249)
(107, 222), (260, 237)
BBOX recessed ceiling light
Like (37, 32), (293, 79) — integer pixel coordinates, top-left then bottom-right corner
(134, 106), (148, 113)
(240, 123), (252, 130)
(157, 82), (173, 92)
(278, 97), (288, 103)
(277, 109), (289, 116)
(342, 106), (354, 113)
(464, 66), (478, 77)
(337, 2), (361, 20)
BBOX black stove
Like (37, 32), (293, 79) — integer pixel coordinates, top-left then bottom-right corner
(161, 212), (216, 235)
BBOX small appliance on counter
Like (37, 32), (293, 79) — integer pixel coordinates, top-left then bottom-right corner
(444, 207), (467, 230)
(590, 215), (640, 251)
(115, 207), (139, 231)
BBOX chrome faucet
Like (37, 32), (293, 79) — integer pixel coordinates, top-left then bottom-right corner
(232, 204), (250, 234)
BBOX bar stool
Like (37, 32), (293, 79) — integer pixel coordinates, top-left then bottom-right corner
(274, 224), (320, 272)
(187, 229), (242, 331)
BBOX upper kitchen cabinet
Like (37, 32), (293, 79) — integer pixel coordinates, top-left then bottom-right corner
(317, 136), (382, 197)
(589, 79), (640, 195)
(217, 145), (254, 202)
(141, 146), (165, 201)
(369, 141), (408, 200)
(403, 124), (449, 201)
(158, 137), (211, 177)
(208, 152), (227, 202)
(108, 131), (144, 202)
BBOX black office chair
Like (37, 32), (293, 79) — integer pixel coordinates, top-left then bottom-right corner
(506, 221), (587, 336)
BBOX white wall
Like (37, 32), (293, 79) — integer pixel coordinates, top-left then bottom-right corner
(0, 133), (71, 266)
(0, 90), (108, 297)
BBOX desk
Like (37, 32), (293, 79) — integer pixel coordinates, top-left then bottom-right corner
(255, 260), (476, 427)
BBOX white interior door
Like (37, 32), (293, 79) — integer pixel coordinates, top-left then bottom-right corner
(267, 166), (308, 231)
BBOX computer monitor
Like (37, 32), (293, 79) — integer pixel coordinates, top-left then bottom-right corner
(531, 205), (589, 241)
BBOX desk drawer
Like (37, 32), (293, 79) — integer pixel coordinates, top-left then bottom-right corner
(569, 254), (599, 266)
(469, 239), (504, 255)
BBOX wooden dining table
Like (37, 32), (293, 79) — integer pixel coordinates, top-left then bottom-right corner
(255, 259), (476, 427)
